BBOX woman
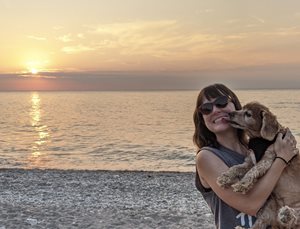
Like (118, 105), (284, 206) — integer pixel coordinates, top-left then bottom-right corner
(193, 84), (297, 229)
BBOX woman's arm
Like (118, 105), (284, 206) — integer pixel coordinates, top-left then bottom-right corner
(196, 130), (298, 216)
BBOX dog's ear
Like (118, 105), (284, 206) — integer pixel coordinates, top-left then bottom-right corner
(260, 110), (280, 140)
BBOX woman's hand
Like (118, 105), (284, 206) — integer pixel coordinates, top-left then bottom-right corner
(274, 128), (298, 164)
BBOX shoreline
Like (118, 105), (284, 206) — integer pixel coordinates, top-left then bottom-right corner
(0, 169), (214, 228)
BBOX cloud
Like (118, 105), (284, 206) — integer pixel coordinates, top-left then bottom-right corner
(204, 9), (215, 13)
(269, 26), (300, 36)
(224, 35), (246, 40)
(61, 45), (96, 54)
(225, 19), (240, 24)
(48, 20), (300, 72)
(1, 62), (300, 91)
(91, 20), (178, 36)
(242, 16), (266, 28)
(52, 26), (64, 30)
(294, 12), (300, 18)
(251, 16), (265, 24)
(27, 35), (46, 41)
(53, 26), (64, 30)
(77, 33), (85, 39)
(58, 34), (72, 42)
(197, 8), (215, 14)
(18, 74), (57, 79)
(87, 20), (222, 59)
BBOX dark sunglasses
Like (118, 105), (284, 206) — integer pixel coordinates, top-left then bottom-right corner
(199, 95), (231, 115)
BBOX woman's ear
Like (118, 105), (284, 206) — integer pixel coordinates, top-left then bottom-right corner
(260, 110), (280, 141)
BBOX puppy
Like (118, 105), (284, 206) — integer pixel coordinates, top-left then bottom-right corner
(217, 102), (300, 229)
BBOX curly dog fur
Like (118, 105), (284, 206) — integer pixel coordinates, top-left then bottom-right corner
(216, 102), (300, 229)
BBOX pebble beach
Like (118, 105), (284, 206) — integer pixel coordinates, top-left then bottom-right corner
(0, 169), (214, 229)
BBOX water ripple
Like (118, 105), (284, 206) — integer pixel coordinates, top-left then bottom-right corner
(0, 90), (299, 172)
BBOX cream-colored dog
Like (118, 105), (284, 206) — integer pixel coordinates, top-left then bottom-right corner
(216, 102), (300, 229)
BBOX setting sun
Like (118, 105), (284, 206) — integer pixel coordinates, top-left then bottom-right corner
(31, 68), (38, 74)
(25, 59), (48, 76)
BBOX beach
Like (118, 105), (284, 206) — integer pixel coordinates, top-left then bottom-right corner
(0, 169), (214, 229)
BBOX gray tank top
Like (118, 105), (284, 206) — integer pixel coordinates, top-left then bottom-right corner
(195, 145), (256, 229)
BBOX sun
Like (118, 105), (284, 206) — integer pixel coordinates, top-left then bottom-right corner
(31, 68), (38, 74)
(25, 60), (45, 75)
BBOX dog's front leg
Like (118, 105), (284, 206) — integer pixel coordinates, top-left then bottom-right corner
(232, 150), (276, 193)
(217, 153), (255, 188)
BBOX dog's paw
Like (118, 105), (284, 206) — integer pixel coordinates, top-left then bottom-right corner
(231, 181), (251, 194)
(278, 206), (297, 226)
(216, 173), (235, 188)
(234, 226), (246, 229)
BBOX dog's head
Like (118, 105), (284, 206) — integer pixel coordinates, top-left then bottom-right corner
(229, 102), (281, 141)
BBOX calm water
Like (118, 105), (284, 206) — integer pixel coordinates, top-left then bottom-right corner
(0, 90), (299, 172)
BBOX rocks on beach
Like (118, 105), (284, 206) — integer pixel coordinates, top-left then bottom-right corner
(0, 169), (214, 228)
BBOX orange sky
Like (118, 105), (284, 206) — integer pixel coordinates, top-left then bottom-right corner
(1, 0), (300, 90)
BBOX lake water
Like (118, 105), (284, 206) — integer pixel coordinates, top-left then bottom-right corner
(0, 90), (299, 172)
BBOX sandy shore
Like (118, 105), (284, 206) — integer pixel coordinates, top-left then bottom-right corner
(0, 169), (214, 229)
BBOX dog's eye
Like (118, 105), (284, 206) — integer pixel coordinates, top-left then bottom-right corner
(245, 111), (252, 118)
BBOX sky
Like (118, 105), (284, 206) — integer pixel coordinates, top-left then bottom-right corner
(1, 0), (300, 90)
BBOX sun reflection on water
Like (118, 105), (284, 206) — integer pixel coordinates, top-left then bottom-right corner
(28, 92), (50, 167)
(31, 93), (41, 126)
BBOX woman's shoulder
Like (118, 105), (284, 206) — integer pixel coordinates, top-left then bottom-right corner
(197, 146), (218, 158)
(196, 146), (236, 171)
(196, 147), (222, 166)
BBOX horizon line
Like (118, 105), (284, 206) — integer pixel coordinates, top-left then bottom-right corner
(0, 88), (299, 92)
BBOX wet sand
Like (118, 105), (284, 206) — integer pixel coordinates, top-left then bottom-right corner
(0, 169), (214, 228)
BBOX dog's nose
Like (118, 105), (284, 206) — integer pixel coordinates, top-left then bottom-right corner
(229, 112), (235, 118)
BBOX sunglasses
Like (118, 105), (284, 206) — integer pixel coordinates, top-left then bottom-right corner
(199, 95), (231, 115)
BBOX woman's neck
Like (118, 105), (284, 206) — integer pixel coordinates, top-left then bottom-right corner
(216, 130), (246, 156)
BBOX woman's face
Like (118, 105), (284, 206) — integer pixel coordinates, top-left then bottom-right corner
(201, 95), (236, 134)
